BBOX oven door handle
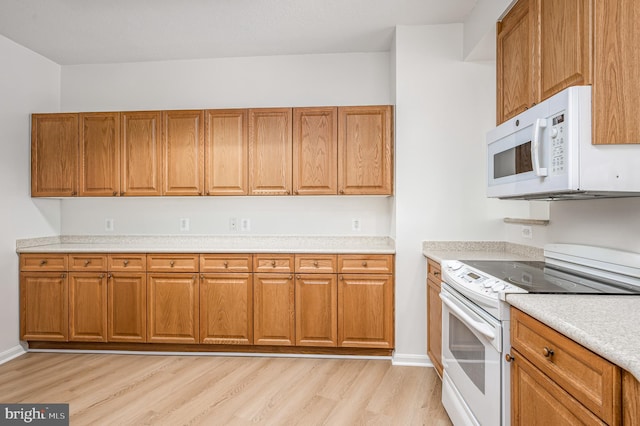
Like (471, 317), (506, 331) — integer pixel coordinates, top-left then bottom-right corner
(441, 293), (496, 340)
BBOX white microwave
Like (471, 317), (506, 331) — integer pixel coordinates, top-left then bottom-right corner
(487, 86), (640, 200)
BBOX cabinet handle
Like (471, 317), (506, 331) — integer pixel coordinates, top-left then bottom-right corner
(61, 273), (66, 278)
(294, 190), (298, 195)
(108, 273), (112, 279)
(288, 275), (293, 280)
(40, 260), (48, 266)
(362, 261), (368, 267)
(296, 275), (301, 279)
(206, 191), (210, 196)
(543, 347), (554, 358)
(434, 271), (440, 276)
(223, 261), (228, 268)
(271, 260), (276, 267)
(99, 274), (105, 279)
(170, 260), (175, 267)
(112, 191), (118, 196)
(505, 353), (515, 362)
(198, 191), (202, 196)
(313, 261), (319, 267)
(84, 260), (91, 266)
(71, 191), (77, 196)
(339, 189), (344, 194)
(123, 260), (129, 266)
(121, 191), (126, 196)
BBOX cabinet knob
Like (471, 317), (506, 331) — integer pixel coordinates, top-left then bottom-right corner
(113, 191), (118, 196)
(271, 260), (276, 267)
(40, 260), (48, 266)
(170, 260), (175, 267)
(296, 275), (301, 280)
(286, 190), (290, 195)
(543, 347), (555, 358)
(198, 191), (202, 196)
(71, 191), (77, 196)
(99, 274), (105, 279)
(313, 261), (319, 267)
(61, 273), (66, 278)
(288, 275), (293, 280)
(223, 261), (229, 268)
(121, 191), (126, 196)
(339, 275), (344, 281)
(434, 271), (440, 276)
(84, 260), (91, 266)
(108, 273), (112, 279)
(505, 353), (515, 362)
(339, 189), (344, 194)
(362, 261), (368, 267)
(294, 190), (299, 195)
(123, 260), (129, 266)
(206, 191), (210, 196)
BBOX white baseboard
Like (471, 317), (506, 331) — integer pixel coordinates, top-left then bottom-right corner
(0, 345), (26, 365)
(391, 353), (432, 367)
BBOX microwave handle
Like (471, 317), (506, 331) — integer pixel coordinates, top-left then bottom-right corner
(532, 118), (548, 177)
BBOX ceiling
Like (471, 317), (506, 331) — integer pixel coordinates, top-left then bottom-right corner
(0, 0), (477, 65)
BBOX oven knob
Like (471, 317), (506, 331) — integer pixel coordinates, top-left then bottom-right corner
(448, 261), (463, 271)
(492, 282), (506, 292)
(482, 280), (493, 288)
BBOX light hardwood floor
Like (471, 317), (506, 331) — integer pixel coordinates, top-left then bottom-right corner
(0, 353), (451, 425)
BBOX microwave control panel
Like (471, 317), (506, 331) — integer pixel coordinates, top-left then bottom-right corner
(550, 113), (566, 175)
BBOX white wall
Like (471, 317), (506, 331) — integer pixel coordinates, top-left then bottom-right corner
(0, 35), (61, 358)
(392, 25), (528, 361)
(59, 52), (394, 237)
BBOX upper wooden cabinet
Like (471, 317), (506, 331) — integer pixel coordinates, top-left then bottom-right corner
(31, 113), (78, 197)
(121, 111), (163, 196)
(163, 110), (204, 196)
(338, 106), (393, 195)
(497, 0), (593, 124)
(292, 107), (338, 195)
(79, 112), (120, 196)
(248, 108), (293, 195)
(204, 109), (248, 196)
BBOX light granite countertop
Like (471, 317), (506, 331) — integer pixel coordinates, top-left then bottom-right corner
(422, 240), (544, 262)
(507, 294), (640, 381)
(16, 235), (395, 254)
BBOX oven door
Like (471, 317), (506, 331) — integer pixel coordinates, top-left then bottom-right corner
(441, 284), (502, 426)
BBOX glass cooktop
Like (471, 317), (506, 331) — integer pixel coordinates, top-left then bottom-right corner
(460, 260), (640, 295)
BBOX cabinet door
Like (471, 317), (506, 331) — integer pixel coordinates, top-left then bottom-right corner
(79, 112), (120, 196)
(121, 111), (162, 196)
(338, 274), (394, 348)
(295, 274), (337, 347)
(31, 113), (78, 197)
(427, 278), (443, 377)
(163, 110), (204, 196)
(108, 272), (147, 342)
(200, 273), (253, 344)
(538, 0), (593, 102)
(497, 0), (536, 123)
(253, 273), (294, 345)
(292, 107), (338, 195)
(204, 109), (248, 195)
(20, 272), (68, 341)
(511, 349), (606, 425)
(147, 273), (199, 343)
(338, 106), (393, 195)
(248, 108), (292, 195)
(69, 273), (108, 342)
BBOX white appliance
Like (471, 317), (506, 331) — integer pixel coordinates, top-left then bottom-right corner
(487, 85), (640, 200)
(440, 244), (640, 426)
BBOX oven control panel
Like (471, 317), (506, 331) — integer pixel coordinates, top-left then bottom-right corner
(442, 260), (528, 302)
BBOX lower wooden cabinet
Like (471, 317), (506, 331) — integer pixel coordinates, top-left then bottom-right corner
(253, 273), (295, 346)
(69, 272), (108, 342)
(200, 273), (253, 344)
(295, 273), (337, 347)
(20, 271), (69, 341)
(108, 272), (147, 342)
(147, 273), (199, 344)
(426, 258), (443, 378)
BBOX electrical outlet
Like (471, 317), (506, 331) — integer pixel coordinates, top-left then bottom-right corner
(179, 218), (190, 232)
(352, 218), (361, 232)
(105, 219), (114, 232)
(521, 225), (533, 239)
(229, 218), (238, 232)
(240, 218), (251, 232)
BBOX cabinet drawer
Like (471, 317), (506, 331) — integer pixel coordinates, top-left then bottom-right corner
(338, 255), (394, 274)
(295, 255), (337, 273)
(511, 308), (621, 424)
(427, 258), (441, 283)
(69, 254), (108, 271)
(254, 254), (294, 273)
(20, 254), (68, 271)
(200, 254), (253, 273)
(147, 254), (199, 272)
(108, 254), (147, 272)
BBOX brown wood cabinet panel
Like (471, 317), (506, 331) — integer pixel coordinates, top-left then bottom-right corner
(108, 254), (147, 272)
(79, 112), (120, 196)
(147, 273), (199, 344)
(538, 0), (593, 101)
(338, 254), (394, 274)
(163, 110), (204, 196)
(204, 109), (248, 195)
(253, 254), (294, 274)
(426, 258), (443, 378)
(69, 254), (108, 272)
(146, 254), (199, 273)
(248, 108), (292, 195)
(295, 274), (337, 347)
(292, 107), (338, 195)
(120, 111), (162, 196)
(108, 272), (147, 342)
(593, 0), (640, 144)
(253, 273), (294, 346)
(31, 113), (79, 197)
(511, 348), (607, 425)
(200, 254), (252, 273)
(623, 370), (640, 425)
(497, 0), (535, 123)
(337, 106), (393, 195)
(200, 273), (253, 345)
(69, 272), (108, 342)
(511, 308), (621, 424)
(294, 254), (337, 274)
(338, 274), (394, 348)
(20, 272), (68, 341)
(20, 254), (68, 272)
